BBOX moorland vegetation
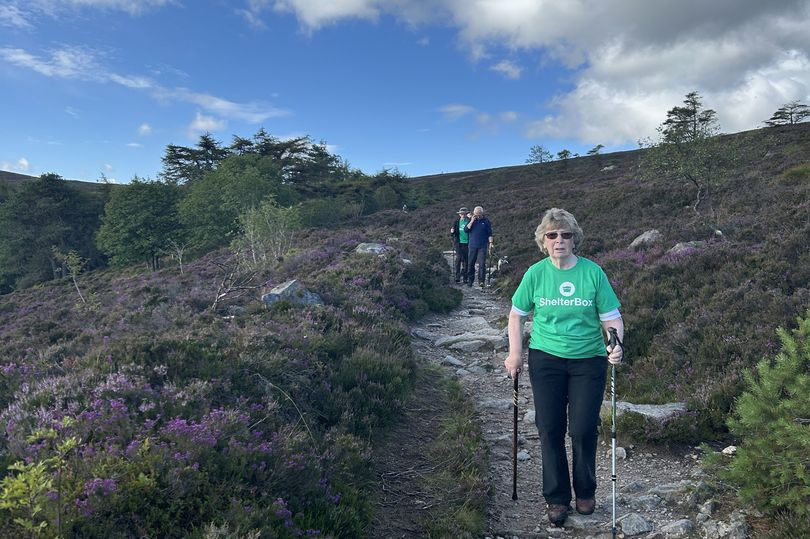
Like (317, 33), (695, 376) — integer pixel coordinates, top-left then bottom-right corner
(1, 96), (809, 536)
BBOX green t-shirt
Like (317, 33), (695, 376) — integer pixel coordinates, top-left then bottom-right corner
(458, 217), (470, 243)
(511, 257), (620, 358)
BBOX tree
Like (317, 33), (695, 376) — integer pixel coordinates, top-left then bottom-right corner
(586, 144), (604, 156)
(639, 91), (734, 217)
(661, 91), (719, 143)
(96, 178), (184, 271)
(720, 311), (810, 518)
(160, 133), (230, 185)
(0, 173), (105, 291)
(231, 200), (301, 270)
(177, 154), (289, 253)
(52, 247), (86, 304)
(556, 149), (572, 161)
(526, 144), (553, 164)
(764, 101), (810, 127)
(587, 144), (605, 167)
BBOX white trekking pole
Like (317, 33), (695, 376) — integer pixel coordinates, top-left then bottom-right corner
(608, 328), (623, 539)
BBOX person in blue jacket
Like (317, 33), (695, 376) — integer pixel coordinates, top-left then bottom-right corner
(464, 205), (493, 287)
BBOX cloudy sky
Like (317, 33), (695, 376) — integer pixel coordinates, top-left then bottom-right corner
(1, 1), (809, 183)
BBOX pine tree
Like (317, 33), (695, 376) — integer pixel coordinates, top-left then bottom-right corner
(723, 311), (810, 517)
(764, 101), (810, 127)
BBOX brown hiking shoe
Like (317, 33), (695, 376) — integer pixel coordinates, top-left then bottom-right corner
(547, 503), (569, 526)
(575, 497), (595, 515)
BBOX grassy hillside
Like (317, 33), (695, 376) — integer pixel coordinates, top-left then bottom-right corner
(405, 122), (810, 441)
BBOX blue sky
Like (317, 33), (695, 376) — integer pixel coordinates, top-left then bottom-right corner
(1, 1), (809, 183)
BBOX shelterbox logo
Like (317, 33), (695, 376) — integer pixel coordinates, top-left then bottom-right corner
(559, 282), (575, 297)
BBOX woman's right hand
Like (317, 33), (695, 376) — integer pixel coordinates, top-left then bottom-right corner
(504, 353), (522, 379)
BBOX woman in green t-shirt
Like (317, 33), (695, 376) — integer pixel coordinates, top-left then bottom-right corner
(503, 208), (624, 527)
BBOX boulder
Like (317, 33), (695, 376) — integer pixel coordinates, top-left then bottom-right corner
(630, 229), (663, 249)
(355, 242), (390, 254)
(668, 240), (706, 256)
(261, 279), (323, 307)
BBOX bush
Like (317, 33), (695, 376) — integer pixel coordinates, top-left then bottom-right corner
(717, 310), (810, 518)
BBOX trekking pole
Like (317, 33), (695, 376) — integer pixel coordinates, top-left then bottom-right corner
(512, 372), (519, 500)
(608, 328), (623, 539)
(451, 239), (457, 283)
(487, 245), (495, 287)
(484, 246), (490, 288)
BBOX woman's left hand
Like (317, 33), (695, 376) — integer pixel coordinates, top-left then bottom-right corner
(607, 343), (623, 365)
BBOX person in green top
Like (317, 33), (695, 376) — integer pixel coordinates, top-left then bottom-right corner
(503, 208), (624, 527)
(450, 207), (471, 283)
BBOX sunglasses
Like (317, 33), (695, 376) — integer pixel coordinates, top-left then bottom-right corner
(544, 231), (574, 240)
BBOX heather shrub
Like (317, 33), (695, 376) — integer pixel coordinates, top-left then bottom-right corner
(332, 341), (416, 437)
(615, 409), (709, 445)
(778, 162), (810, 184)
(0, 226), (459, 536)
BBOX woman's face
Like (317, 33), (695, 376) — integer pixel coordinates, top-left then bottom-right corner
(543, 227), (575, 260)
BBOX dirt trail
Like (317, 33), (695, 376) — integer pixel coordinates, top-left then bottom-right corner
(406, 280), (716, 539)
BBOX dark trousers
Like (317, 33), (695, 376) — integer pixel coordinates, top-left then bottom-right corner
(527, 348), (607, 506)
(467, 246), (488, 285)
(454, 242), (469, 281)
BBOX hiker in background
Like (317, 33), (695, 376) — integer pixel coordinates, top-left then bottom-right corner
(450, 206), (470, 283)
(465, 205), (493, 288)
(503, 208), (624, 527)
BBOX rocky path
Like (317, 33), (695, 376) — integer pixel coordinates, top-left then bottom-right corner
(408, 266), (749, 539)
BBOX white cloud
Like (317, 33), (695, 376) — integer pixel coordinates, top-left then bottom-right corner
(0, 45), (101, 78)
(165, 87), (290, 123)
(439, 103), (474, 121)
(490, 59), (522, 80)
(0, 5), (32, 28)
(438, 104), (517, 139)
(1, 45), (290, 125)
(1, 157), (31, 172)
(271, 0), (381, 30)
(187, 111), (226, 137)
(267, 0), (810, 146)
(65, 106), (80, 118)
(29, 0), (177, 17)
(126, 142), (143, 147)
(104, 163), (113, 172)
(108, 73), (153, 88)
(236, 0), (272, 28)
(137, 122), (152, 135)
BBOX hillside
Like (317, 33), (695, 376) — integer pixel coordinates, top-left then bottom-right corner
(0, 170), (37, 184)
(0, 122), (808, 536)
(404, 122), (810, 440)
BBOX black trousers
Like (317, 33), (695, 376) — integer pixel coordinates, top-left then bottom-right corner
(467, 246), (488, 284)
(454, 242), (468, 281)
(527, 348), (607, 506)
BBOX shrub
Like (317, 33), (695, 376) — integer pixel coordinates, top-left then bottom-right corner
(717, 310), (810, 517)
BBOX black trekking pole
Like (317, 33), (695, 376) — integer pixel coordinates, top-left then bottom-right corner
(512, 372), (519, 500)
(608, 328), (624, 539)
